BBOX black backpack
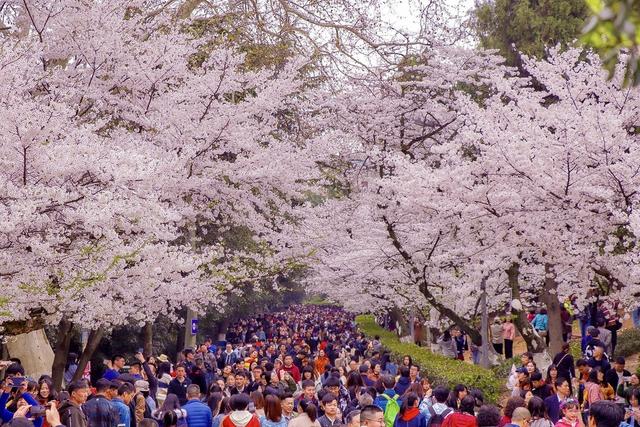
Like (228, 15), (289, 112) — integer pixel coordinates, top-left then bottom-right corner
(427, 407), (453, 427)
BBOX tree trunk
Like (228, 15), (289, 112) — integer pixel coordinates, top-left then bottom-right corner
(541, 264), (564, 356)
(216, 318), (230, 341)
(52, 319), (74, 390)
(176, 318), (185, 361)
(382, 216), (483, 346)
(143, 322), (153, 357)
(72, 327), (104, 382)
(507, 263), (545, 353)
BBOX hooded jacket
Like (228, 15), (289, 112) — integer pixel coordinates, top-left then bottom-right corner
(393, 408), (427, 427)
(221, 411), (260, 427)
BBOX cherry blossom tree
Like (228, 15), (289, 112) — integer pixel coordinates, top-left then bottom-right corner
(302, 47), (640, 354)
(0, 0), (328, 383)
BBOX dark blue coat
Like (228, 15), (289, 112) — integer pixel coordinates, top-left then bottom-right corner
(543, 394), (562, 424)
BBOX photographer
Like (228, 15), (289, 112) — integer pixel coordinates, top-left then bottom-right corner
(0, 370), (43, 427)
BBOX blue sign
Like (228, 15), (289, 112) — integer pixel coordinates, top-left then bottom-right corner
(191, 319), (198, 335)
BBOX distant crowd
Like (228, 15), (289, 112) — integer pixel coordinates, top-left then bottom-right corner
(0, 303), (637, 427)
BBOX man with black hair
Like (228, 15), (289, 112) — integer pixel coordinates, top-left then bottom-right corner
(360, 405), (384, 427)
(409, 365), (421, 384)
(476, 405), (501, 427)
(588, 400), (624, 427)
(359, 365), (374, 387)
(318, 394), (341, 427)
(295, 380), (319, 410)
(544, 378), (571, 423)
(83, 379), (119, 427)
(112, 383), (134, 427)
(128, 361), (143, 381)
(421, 386), (453, 427)
(167, 365), (191, 405)
(4, 363), (25, 379)
(324, 376), (350, 414)
(281, 394), (295, 423)
(373, 375), (399, 412)
(223, 394), (259, 427)
(59, 380), (89, 427)
(103, 355), (125, 381)
(230, 370), (250, 396)
(604, 356), (630, 393)
(345, 409), (361, 427)
(531, 372), (552, 400)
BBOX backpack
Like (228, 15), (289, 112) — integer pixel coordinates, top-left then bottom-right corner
(382, 394), (400, 427)
(427, 406), (453, 427)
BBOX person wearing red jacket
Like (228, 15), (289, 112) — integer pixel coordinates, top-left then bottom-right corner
(442, 396), (477, 427)
(282, 355), (301, 383)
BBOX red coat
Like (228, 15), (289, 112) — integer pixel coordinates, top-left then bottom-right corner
(442, 413), (477, 427)
(282, 364), (301, 382)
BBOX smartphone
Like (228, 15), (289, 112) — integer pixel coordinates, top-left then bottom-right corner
(30, 404), (50, 418)
(137, 348), (144, 354)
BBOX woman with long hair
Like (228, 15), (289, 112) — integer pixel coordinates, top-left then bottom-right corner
(442, 396), (476, 427)
(527, 396), (553, 427)
(251, 391), (265, 418)
(289, 399), (320, 427)
(208, 392), (224, 419)
(624, 388), (640, 427)
(260, 395), (287, 427)
(401, 356), (413, 369)
(596, 369), (615, 401)
(37, 378), (57, 404)
(584, 368), (604, 409)
(393, 392), (426, 427)
(402, 383), (425, 403)
(446, 384), (468, 410)
(212, 397), (232, 427)
(346, 371), (364, 400)
(546, 365), (559, 394)
(152, 393), (187, 427)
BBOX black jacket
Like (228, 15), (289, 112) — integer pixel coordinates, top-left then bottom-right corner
(168, 377), (192, 405)
(605, 368), (631, 391)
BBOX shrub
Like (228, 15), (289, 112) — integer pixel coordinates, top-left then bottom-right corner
(616, 327), (640, 358)
(356, 315), (504, 403)
(569, 341), (582, 361)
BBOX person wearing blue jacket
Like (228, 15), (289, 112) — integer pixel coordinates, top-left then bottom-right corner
(531, 309), (548, 332)
(373, 375), (402, 412)
(393, 393), (426, 427)
(183, 385), (212, 427)
(112, 383), (135, 427)
(0, 379), (43, 427)
(394, 367), (412, 396)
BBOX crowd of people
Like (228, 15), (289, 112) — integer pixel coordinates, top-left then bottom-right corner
(0, 304), (637, 427)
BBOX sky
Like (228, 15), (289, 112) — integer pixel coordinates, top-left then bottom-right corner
(382, 0), (476, 44)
